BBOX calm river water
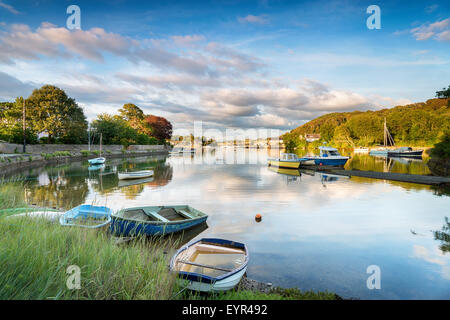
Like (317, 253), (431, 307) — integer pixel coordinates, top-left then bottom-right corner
(4, 148), (450, 299)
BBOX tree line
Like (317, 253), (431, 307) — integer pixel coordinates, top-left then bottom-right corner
(282, 97), (450, 151)
(0, 85), (172, 146)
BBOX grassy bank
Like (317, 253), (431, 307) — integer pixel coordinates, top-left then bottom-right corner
(0, 183), (338, 300)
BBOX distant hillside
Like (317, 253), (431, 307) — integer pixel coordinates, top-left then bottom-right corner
(282, 98), (450, 149)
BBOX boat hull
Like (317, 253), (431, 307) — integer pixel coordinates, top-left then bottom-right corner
(170, 238), (249, 292)
(88, 157), (106, 165)
(300, 157), (349, 166)
(60, 204), (112, 228)
(387, 150), (423, 158)
(110, 215), (208, 236)
(267, 159), (300, 169)
(180, 267), (248, 292)
(118, 170), (154, 180)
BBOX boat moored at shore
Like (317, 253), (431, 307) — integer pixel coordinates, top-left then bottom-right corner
(170, 238), (249, 292)
(88, 157), (106, 165)
(60, 204), (113, 228)
(387, 147), (423, 158)
(267, 153), (301, 169)
(110, 205), (208, 236)
(299, 146), (349, 167)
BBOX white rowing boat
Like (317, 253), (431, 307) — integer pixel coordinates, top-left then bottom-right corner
(170, 238), (249, 292)
(118, 170), (154, 180)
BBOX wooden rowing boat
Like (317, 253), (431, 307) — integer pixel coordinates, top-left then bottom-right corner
(110, 205), (208, 236)
(170, 238), (249, 292)
(118, 170), (154, 180)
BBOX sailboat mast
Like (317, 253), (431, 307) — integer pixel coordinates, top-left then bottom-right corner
(100, 133), (102, 157)
(384, 118), (387, 147)
(88, 123), (91, 151)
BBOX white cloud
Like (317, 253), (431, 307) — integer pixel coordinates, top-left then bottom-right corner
(410, 18), (450, 42)
(0, 1), (19, 14)
(0, 22), (413, 131)
(238, 14), (269, 24)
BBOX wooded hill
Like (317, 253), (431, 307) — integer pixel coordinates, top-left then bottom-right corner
(282, 98), (450, 149)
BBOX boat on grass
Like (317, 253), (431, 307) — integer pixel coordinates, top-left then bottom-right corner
(170, 238), (248, 292)
(118, 170), (154, 180)
(299, 145), (349, 166)
(110, 205), (208, 236)
(267, 153), (301, 169)
(59, 204), (113, 228)
(3, 207), (63, 222)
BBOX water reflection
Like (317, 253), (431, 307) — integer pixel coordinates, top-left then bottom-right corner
(3, 148), (450, 299)
(433, 217), (450, 254)
(21, 156), (173, 209)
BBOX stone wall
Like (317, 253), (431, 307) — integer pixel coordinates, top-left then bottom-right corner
(0, 142), (167, 154)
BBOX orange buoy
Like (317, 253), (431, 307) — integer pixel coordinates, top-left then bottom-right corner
(255, 213), (262, 222)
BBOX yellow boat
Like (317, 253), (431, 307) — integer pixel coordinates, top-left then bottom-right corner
(267, 153), (301, 169)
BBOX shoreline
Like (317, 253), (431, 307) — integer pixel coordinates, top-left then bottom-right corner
(0, 147), (169, 177)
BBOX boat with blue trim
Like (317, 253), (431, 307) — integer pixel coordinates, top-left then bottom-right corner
(88, 157), (106, 165)
(110, 205), (208, 236)
(299, 145), (349, 166)
(170, 238), (249, 292)
(59, 204), (113, 228)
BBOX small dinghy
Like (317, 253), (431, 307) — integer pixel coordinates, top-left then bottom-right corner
(60, 204), (113, 228)
(118, 170), (154, 180)
(170, 238), (249, 292)
(4, 207), (63, 222)
(88, 157), (106, 165)
(110, 205), (208, 236)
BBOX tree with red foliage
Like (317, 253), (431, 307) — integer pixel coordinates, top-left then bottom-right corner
(143, 115), (172, 141)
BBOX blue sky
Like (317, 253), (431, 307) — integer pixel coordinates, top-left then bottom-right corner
(0, 0), (449, 133)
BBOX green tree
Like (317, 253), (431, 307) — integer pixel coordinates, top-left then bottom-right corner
(119, 103), (145, 131)
(26, 85), (87, 143)
(0, 99), (38, 144)
(436, 85), (450, 99)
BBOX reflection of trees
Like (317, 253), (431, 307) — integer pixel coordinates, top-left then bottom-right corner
(433, 217), (450, 253)
(24, 168), (89, 209)
(346, 154), (431, 175)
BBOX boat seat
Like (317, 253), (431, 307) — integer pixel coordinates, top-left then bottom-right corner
(178, 209), (195, 219)
(195, 243), (244, 254)
(147, 211), (169, 222)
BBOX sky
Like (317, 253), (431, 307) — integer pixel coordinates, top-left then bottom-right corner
(0, 0), (449, 135)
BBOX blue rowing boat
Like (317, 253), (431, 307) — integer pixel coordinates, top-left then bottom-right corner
(110, 205), (208, 236)
(59, 204), (113, 228)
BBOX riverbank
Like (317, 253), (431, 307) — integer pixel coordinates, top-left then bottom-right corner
(0, 185), (338, 300)
(0, 143), (169, 177)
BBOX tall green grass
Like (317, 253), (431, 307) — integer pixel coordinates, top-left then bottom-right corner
(0, 182), (337, 300)
(0, 180), (27, 210)
(0, 216), (180, 299)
